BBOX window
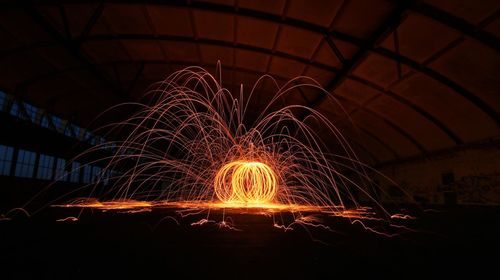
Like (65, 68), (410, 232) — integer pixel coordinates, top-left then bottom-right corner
(3, 96), (96, 143)
(15, 150), (37, 178)
(72, 124), (81, 139)
(23, 103), (38, 122)
(9, 100), (39, 122)
(36, 154), (54, 180)
(111, 170), (121, 182)
(92, 166), (101, 183)
(84, 131), (91, 141)
(82, 165), (92, 183)
(0, 145), (14, 176)
(0, 91), (6, 111)
(69, 161), (80, 183)
(102, 170), (110, 186)
(64, 123), (84, 139)
(83, 131), (106, 147)
(40, 115), (50, 128)
(51, 116), (64, 132)
(85, 131), (98, 146)
(64, 124), (74, 137)
(10, 102), (20, 117)
(54, 158), (67, 181)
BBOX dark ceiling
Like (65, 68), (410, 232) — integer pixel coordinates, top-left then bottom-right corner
(0, 0), (499, 165)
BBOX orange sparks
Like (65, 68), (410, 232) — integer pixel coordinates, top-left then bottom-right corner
(37, 65), (415, 238)
(214, 160), (278, 206)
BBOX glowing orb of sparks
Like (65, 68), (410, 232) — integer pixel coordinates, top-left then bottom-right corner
(214, 160), (278, 205)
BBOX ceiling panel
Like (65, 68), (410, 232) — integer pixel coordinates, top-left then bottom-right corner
(367, 95), (455, 150)
(269, 57), (306, 79)
(275, 26), (323, 59)
(82, 41), (131, 62)
(103, 4), (152, 35)
(352, 53), (399, 89)
(392, 73), (498, 142)
(237, 16), (279, 49)
(303, 66), (336, 88)
(161, 41), (200, 63)
(0, 0), (498, 164)
(62, 4), (103, 37)
(199, 45), (234, 67)
(122, 40), (165, 61)
(235, 49), (270, 72)
(379, 13), (461, 63)
(422, 0), (499, 25)
(352, 110), (421, 157)
(333, 0), (396, 39)
(313, 41), (342, 68)
(146, 6), (193, 36)
(429, 39), (500, 112)
(194, 10), (234, 42)
(286, 0), (343, 27)
(335, 79), (380, 105)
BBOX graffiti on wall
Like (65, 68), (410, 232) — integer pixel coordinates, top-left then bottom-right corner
(452, 172), (500, 204)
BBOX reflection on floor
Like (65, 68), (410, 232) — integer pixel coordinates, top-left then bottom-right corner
(1, 206), (498, 279)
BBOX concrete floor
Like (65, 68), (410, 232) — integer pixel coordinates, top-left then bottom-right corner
(1, 206), (499, 279)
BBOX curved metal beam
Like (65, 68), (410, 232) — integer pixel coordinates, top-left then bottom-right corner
(0, 35), (338, 75)
(2, 1), (497, 126)
(409, 2), (500, 52)
(12, 0), (497, 51)
(305, 1), (431, 154)
(347, 75), (463, 145)
(307, 1), (409, 109)
(310, 5), (499, 135)
(86, 34), (339, 73)
(375, 138), (500, 169)
(16, 60), (284, 91)
(349, 141), (381, 165)
(0, 33), (479, 147)
(4, 0), (364, 45)
(1, 44), (448, 156)
(360, 106), (427, 154)
(14, 58), (406, 158)
(23, 4), (128, 100)
(83, 35), (478, 145)
(346, 123), (401, 160)
(374, 47), (499, 125)
(3, 0), (494, 161)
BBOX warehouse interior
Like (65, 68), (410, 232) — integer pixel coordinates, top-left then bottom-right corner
(0, 0), (499, 278)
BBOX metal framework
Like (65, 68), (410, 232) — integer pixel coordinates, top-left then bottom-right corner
(1, 0), (499, 162)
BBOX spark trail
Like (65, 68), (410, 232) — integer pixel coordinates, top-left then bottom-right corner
(45, 65), (413, 235)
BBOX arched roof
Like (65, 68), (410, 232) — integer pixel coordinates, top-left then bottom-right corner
(1, 0), (499, 164)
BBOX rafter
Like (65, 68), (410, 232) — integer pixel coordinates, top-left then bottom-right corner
(23, 4), (127, 99)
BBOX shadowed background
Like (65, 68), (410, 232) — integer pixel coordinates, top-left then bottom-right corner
(0, 0), (499, 278)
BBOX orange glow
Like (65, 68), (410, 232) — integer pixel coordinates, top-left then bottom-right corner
(53, 199), (366, 215)
(40, 65), (414, 238)
(214, 160), (278, 205)
(52, 199), (414, 237)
